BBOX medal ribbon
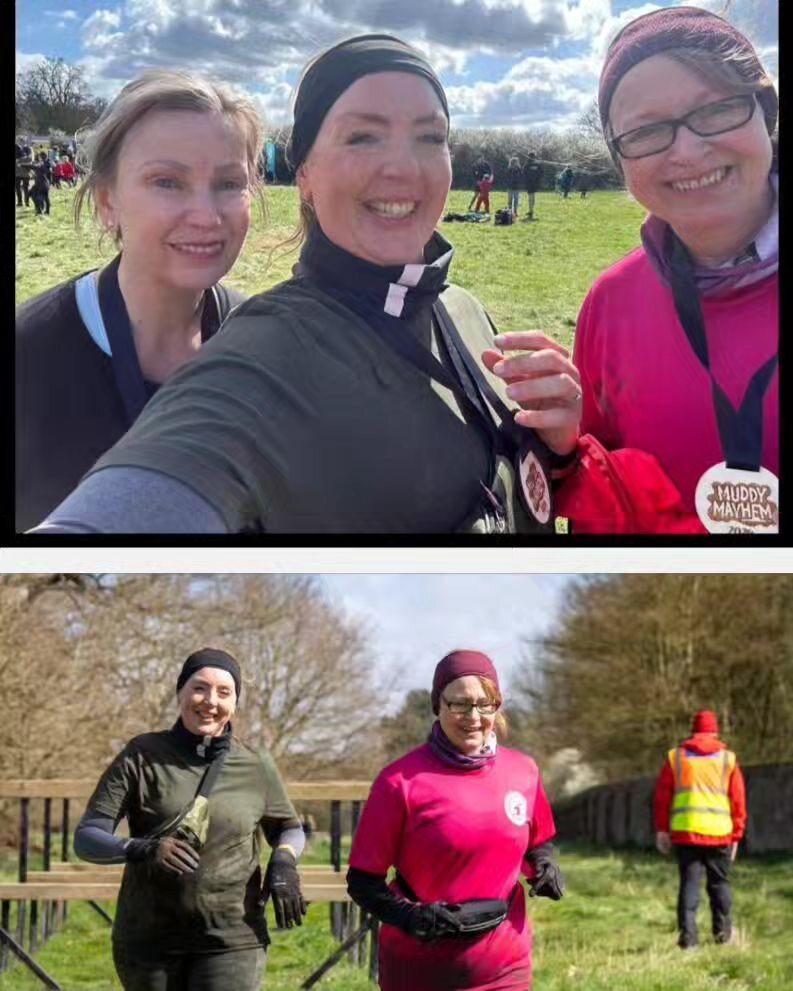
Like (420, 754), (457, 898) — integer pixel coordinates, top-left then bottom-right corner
(668, 234), (777, 471)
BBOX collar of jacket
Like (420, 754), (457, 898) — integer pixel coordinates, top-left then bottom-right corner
(170, 718), (233, 761)
(296, 221), (454, 323)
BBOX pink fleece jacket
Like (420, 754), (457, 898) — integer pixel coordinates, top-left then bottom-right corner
(573, 247), (778, 511)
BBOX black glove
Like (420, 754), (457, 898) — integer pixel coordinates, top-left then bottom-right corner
(404, 902), (464, 942)
(125, 836), (200, 875)
(525, 843), (565, 901)
(264, 848), (308, 929)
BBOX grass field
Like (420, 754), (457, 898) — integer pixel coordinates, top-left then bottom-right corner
(14, 183), (646, 349)
(1, 843), (791, 990)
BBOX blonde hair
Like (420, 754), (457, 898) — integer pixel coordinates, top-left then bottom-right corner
(73, 68), (265, 245)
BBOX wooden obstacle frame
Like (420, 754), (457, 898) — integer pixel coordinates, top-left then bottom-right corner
(0, 779), (377, 990)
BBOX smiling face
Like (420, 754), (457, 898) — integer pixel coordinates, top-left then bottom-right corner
(95, 109), (252, 292)
(296, 71), (451, 267)
(609, 54), (772, 253)
(438, 675), (499, 756)
(178, 666), (237, 737)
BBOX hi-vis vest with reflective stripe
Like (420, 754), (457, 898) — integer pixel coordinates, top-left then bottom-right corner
(668, 747), (735, 837)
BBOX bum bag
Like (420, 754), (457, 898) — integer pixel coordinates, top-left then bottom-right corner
(396, 872), (515, 937)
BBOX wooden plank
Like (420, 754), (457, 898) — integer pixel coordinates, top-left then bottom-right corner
(25, 869), (345, 885)
(0, 882), (349, 902)
(0, 780), (373, 801)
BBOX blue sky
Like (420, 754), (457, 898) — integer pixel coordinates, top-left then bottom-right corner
(320, 573), (574, 704)
(16, 1), (778, 132)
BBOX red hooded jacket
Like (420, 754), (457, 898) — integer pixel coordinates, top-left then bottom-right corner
(653, 733), (746, 845)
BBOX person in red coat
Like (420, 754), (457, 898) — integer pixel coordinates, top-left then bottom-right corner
(653, 710), (746, 949)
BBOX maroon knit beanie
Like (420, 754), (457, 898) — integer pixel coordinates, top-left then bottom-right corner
(431, 650), (500, 715)
(599, 6), (777, 137)
(692, 709), (719, 734)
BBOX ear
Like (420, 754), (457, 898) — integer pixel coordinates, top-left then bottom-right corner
(295, 161), (312, 204)
(94, 181), (117, 232)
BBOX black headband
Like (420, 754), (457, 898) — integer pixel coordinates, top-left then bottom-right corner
(176, 647), (241, 700)
(287, 33), (449, 171)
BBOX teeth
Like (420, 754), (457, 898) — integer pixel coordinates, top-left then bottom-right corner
(671, 167), (727, 192)
(369, 201), (417, 218)
(171, 243), (222, 254)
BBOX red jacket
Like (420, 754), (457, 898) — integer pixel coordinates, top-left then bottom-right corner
(653, 734), (746, 845)
(554, 434), (706, 534)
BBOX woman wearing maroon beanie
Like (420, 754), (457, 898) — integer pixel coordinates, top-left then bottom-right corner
(347, 649), (563, 990)
(579, 5), (778, 533)
(487, 5), (778, 534)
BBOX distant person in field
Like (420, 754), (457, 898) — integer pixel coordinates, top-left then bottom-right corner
(522, 152), (542, 220)
(59, 153), (77, 186)
(506, 155), (521, 215)
(29, 150), (51, 217)
(468, 155), (492, 210)
(485, 5), (778, 533)
(74, 647), (307, 990)
(654, 709), (746, 949)
(577, 173), (590, 198)
(15, 68), (259, 531)
(472, 163), (494, 213)
(32, 35), (583, 536)
(15, 146), (32, 206)
(558, 165), (574, 198)
(348, 650), (563, 991)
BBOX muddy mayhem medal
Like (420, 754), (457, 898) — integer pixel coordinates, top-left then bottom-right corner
(695, 463), (779, 534)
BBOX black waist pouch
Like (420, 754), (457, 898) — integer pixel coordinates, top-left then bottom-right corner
(397, 873), (514, 937)
(444, 898), (511, 935)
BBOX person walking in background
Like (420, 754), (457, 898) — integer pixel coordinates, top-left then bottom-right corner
(506, 156), (521, 216)
(29, 151), (52, 217)
(558, 165), (574, 199)
(654, 709), (746, 949)
(522, 151), (542, 220)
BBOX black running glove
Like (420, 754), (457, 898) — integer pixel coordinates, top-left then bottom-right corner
(525, 842), (565, 900)
(264, 848), (308, 928)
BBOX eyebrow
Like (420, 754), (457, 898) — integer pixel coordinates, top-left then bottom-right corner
(136, 159), (247, 172)
(334, 112), (447, 126)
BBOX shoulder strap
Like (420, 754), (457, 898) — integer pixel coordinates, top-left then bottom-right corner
(74, 270), (111, 356)
(212, 283), (233, 322)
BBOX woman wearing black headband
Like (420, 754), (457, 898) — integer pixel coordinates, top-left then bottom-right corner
(74, 648), (307, 990)
(34, 34), (580, 535)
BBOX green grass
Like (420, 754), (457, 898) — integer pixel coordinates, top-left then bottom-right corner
(15, 184), (646, 349)
(1, 844), (790, 990)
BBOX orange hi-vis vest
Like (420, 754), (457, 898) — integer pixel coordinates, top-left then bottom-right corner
(668, 746), (735, 837)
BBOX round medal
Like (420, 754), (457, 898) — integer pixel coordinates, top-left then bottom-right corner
(517, 447), (552, 525)
(694, 463), (779, 534)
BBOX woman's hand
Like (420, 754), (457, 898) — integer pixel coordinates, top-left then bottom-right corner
(264, 849), (308, 928)
(482, 331), (582, 456)
(153, 836), (200, 875)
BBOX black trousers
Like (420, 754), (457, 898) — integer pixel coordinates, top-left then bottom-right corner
(675, 843), (732, 946)
(113, 944), (266, 991)
(15, 176), (30, 206)
(31, 188), (50, 215)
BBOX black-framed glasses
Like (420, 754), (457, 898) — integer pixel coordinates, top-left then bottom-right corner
(610, 94), (757, 160)
(442, 697), (500, 715)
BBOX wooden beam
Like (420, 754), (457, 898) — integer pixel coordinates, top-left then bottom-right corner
(0, 882), (349, 902)
(0, 780), (373, 801)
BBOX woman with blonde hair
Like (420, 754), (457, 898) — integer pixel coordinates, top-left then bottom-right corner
(347, 649), (563, 990)
(16, 68), (262, 531)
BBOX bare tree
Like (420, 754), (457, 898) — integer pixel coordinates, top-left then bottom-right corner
(16, 57), (106, 136)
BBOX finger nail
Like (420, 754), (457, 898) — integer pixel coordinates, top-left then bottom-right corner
(493, 361), (505, 375)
